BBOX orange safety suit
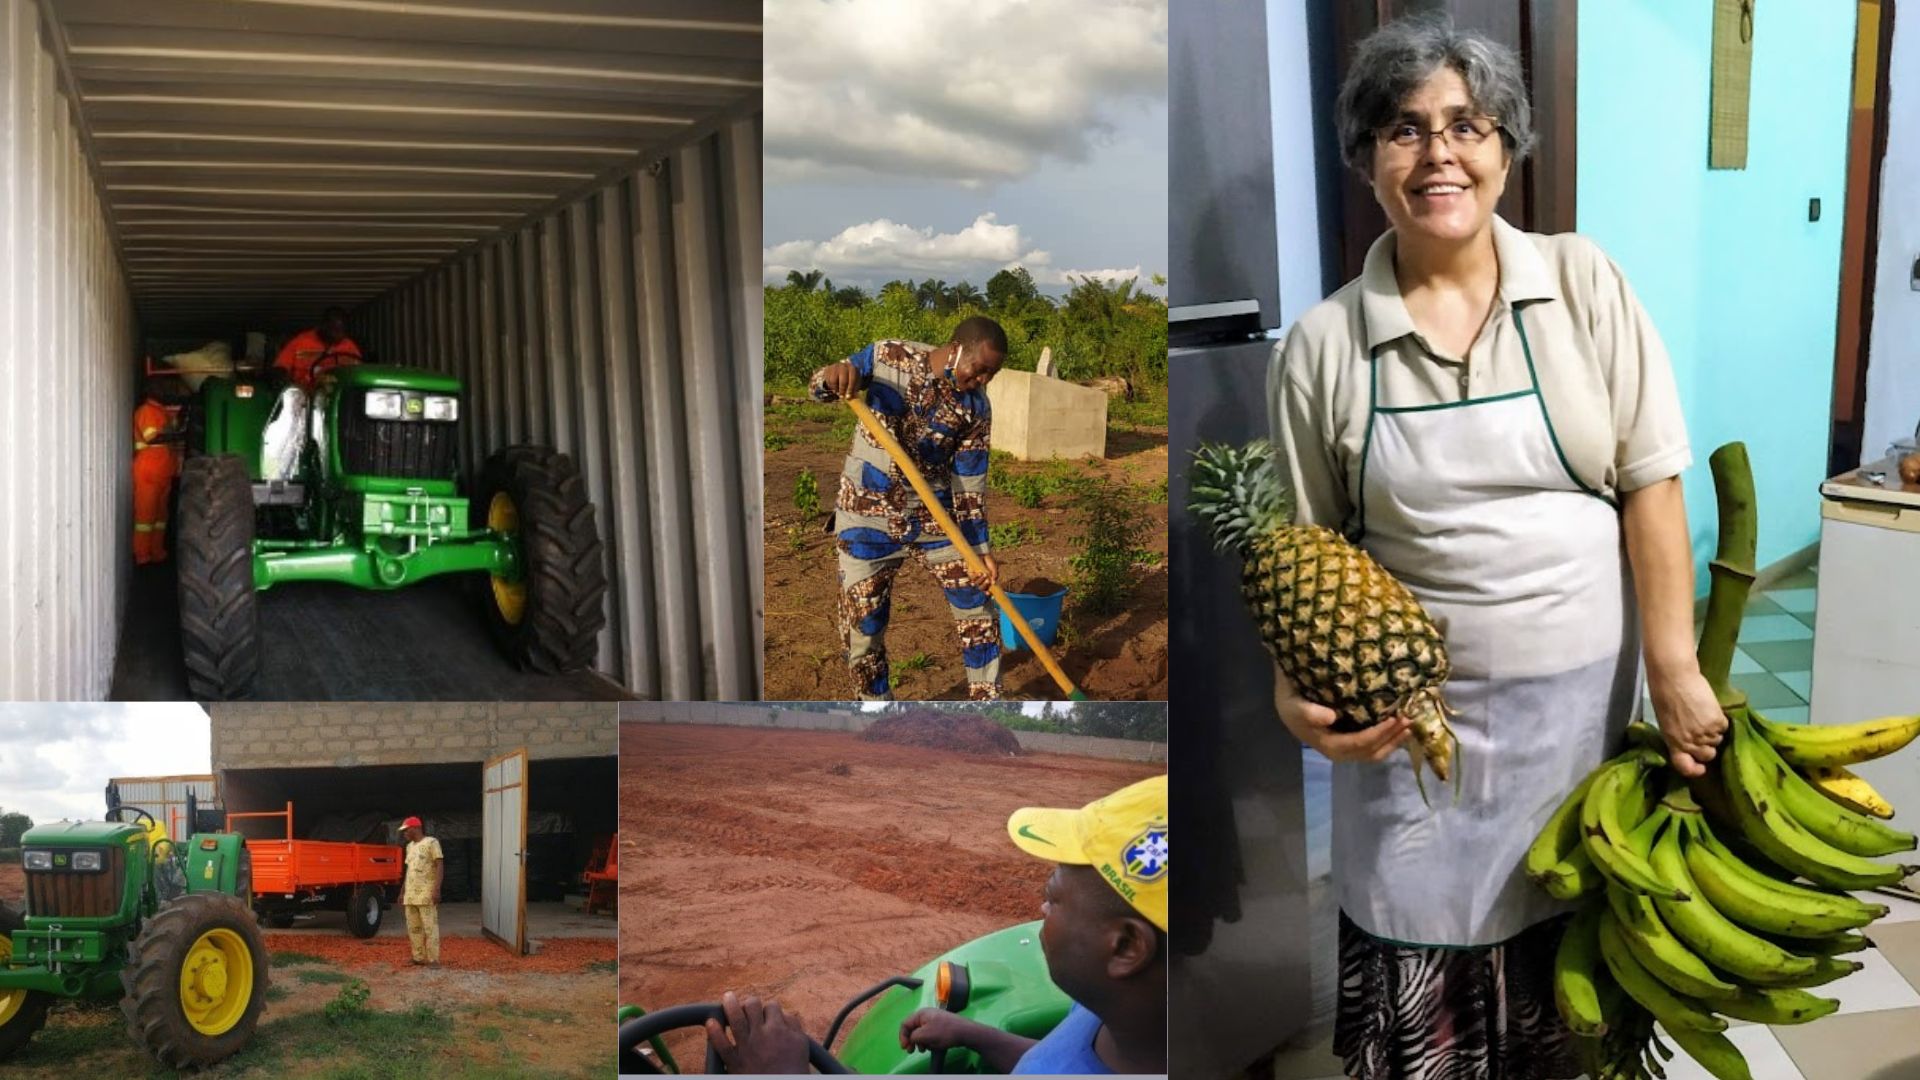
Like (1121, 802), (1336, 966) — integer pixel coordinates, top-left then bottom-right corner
(131, 398), (177, 565)
(273, 329), (362, 392)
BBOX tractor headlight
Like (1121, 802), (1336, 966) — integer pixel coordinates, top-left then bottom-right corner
(421, 395), (458, 422)
(70, 851), (103, 872)
(22, 850), (51, 871)
(364, 390), (405, 420)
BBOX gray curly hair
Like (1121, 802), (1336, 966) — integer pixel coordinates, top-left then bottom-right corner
(1334, 14), (1536, 174)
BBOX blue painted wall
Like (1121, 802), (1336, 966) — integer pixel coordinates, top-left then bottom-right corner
(1577, 2), (1855, 586)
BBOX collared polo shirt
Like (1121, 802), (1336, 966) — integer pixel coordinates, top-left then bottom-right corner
(1267, 215), (1691, 537)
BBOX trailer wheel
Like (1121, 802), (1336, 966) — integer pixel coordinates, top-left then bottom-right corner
(347, 886), (385, 939)
(177, 454), (260, 700)
(476, 446), (606, 673)
(121, 893), (269, 1070)
(0, 904), (51, 1061)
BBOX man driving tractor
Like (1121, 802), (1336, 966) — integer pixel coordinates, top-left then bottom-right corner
(274, 305), (362, 391)
(704, 774), (1169, 1075)
(808, 316), (1010, 703)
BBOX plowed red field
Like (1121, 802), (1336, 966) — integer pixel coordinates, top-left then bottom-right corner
(618, 722), (1160, 1068)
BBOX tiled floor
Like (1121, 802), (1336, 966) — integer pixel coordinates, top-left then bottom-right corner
(1267, 567), (1920, 1080)
(1725, 565), (1820, 724)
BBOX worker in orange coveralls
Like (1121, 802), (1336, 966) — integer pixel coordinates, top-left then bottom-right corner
(273, 305), (362, 391)
(131, 392), (176, 565)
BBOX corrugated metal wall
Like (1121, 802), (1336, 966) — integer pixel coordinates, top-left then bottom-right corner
(0, 0), (136, 700)
(354, 112), (764, 701)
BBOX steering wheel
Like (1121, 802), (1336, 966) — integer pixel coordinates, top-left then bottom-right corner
(309, 349), (356, 383)
(616, 1004), (851, 1076)
(105, 805), (158, 830)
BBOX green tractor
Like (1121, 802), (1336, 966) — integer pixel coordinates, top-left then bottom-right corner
(175, 352), (607, 699)
(0, 807), (269, 1069)
(617, 922), (1070, 1074)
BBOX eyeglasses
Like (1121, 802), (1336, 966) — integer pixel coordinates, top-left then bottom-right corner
(1375, 116), (1503, 154)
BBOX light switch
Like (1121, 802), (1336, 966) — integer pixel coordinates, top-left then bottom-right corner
(1912, 256), (1920, 292)
(1810, 197), (1821, 222)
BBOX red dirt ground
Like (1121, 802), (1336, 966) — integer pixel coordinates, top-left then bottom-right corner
(763, 404), (1169, 701)
(263, 932), (615, 975)
(0, 863), (22, 906)
(618, 722), (1161, 1068)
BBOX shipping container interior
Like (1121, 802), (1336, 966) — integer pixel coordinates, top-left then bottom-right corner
(220, 756), (616, 931)
(0, 0), (763, 701)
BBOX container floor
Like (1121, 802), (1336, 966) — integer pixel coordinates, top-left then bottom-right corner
(110, 564), (632, 701)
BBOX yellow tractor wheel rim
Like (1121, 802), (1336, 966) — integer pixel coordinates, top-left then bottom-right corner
(0, 935), (23, 1027)
(487, 492), (527, 626)
(178, 928), (254, 1036)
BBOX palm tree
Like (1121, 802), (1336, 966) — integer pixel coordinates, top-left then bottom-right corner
(915, 278), (949, 312)
(948, 281), (985, 310)
(785, 269), (825, 292)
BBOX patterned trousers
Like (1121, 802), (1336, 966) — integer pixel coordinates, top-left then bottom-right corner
(836, 525), (1001, 701)
(404, 903), (439, 964)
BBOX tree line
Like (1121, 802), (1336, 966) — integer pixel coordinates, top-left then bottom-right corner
(765, 266), (1168, 392)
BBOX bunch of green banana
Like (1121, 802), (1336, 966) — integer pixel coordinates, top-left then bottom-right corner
(1527, 712), (1920, 1080)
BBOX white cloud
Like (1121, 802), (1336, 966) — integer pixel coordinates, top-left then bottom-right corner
(0, 703), (211, 825)
(765, 212), (1052, 285)
(766, 0), (1167, 185)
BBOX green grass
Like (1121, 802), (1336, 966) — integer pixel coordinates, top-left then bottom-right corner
(266, 986), (292, 1003)
(294, 969), (354, 986)
(213, 1003), (452, 1079)
(987, 521), (1041, 549)
(1108, 389), (1170, 430)
(492, 1003), (572, 1024)
(269, 951), (332, 967)
(582, 959), (617, 974)
(475, 1026), (503, 1043)
(888, 652), (935, 685)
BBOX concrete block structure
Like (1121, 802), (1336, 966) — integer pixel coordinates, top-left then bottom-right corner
(985, 370), (1110, 460)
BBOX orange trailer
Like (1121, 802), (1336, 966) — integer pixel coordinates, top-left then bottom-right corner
(228, 801), (403, 938)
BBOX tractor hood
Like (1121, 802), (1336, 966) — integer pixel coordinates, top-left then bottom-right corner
(333, 365), (464, 395)
(20, 821), (145, 847)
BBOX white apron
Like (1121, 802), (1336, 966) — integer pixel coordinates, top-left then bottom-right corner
(1333, 309), (1645, 948)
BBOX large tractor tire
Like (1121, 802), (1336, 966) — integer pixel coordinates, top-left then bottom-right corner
(176, 454), (260, 700)
(120, 892), (269, 1070)
(346, 885), (385, 939)
(0, 904), (51, 1062)
(475, 446), (607, 673)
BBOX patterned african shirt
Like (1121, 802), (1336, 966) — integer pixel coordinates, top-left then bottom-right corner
(810, 339), (994, 554)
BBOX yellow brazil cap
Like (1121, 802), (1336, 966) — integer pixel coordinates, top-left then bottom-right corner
(1007, 774), (1167, 931)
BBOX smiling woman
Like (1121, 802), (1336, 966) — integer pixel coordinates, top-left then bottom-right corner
(1241, 13), (1715, 1080)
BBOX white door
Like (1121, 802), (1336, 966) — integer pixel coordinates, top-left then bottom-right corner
(481, 747), (529, 954)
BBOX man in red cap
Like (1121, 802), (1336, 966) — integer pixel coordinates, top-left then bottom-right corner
(399, 816), (443, 966)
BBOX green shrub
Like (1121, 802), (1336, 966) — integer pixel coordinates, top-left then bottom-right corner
(1068, 477), (1154, 617)
(324, 979), (373, 1025)
(793, 467), (821, 519)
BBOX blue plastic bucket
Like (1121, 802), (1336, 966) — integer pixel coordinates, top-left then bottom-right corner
(999, 585), (1068, 651)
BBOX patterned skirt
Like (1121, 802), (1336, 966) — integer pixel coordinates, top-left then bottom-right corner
(1332, 911), (1581, 1080)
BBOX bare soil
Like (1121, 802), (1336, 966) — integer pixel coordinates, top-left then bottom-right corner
(763, 402), (1169, 701)
(617, 722), (1161, 1070)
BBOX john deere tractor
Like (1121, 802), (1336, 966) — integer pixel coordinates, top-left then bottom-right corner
(0, 807), (269, 1069)
(617, 922), (1070, 1074)
(175, 352), (606, 698)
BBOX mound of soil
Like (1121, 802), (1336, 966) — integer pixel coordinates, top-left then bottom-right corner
(1006, 576), (1067, 596)
(859, 710), (1022, 755)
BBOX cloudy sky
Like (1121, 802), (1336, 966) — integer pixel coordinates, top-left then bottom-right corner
(764, 0), (1167, 294)
(0, 703), (211, 825)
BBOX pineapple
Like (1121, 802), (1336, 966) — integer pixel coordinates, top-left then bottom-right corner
(1189, 441), (1458, 786)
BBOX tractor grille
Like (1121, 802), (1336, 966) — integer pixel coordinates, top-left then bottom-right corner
(340, 393), (459, 480)
(25, 847), (125, 919)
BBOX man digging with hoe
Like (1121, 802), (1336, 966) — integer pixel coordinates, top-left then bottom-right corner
(809, 317), (1011, 701)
